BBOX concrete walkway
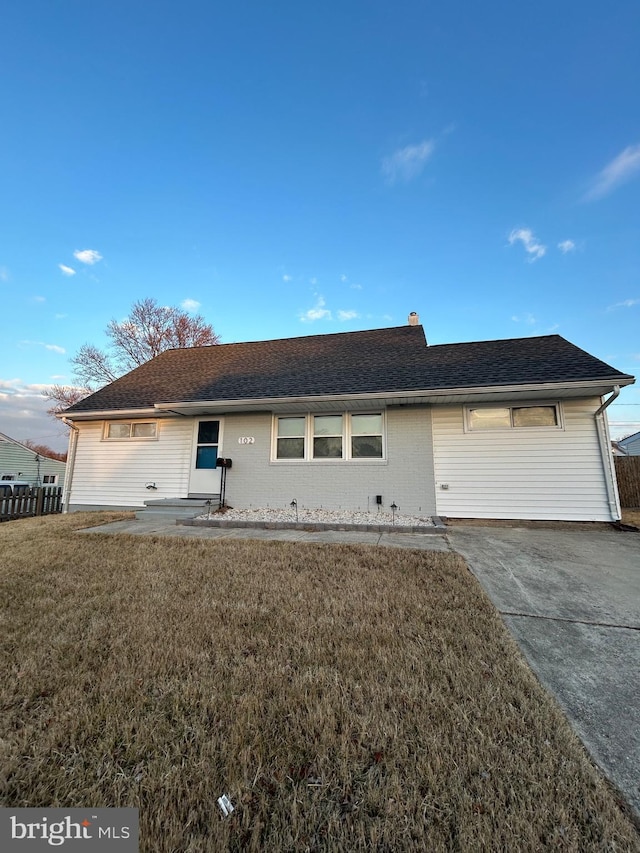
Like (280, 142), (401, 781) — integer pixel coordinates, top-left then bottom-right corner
(80, 516), (640, 819)
(79, 516), (452, 550)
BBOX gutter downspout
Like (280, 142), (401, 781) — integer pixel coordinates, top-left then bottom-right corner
(593, 386), (621, 522)
(61, 417), (79, 514)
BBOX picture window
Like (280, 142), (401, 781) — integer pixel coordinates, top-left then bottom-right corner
(274, 413), (384, 461)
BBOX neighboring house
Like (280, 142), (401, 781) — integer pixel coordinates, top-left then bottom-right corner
(0, 433), (66, 489)
(59, 315), (635, 522)
(618, 430), (640, 456)
(611, 440), (629, 457)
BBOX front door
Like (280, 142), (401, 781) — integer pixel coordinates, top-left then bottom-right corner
(189, 419), (222, 497)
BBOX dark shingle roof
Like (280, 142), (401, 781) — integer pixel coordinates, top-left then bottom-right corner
(64, 325), (633, 413)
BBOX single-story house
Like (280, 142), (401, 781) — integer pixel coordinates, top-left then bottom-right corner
(0, 432), (66, 489)
(58, 315), (635, 522)
(617, 430), (640, 456)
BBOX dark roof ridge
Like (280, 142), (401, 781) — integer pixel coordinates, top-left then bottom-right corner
(157, 323), (426, 356)
(427, 333), (564, 348)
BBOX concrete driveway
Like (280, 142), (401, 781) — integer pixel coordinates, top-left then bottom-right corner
(448, 524), (640, 819)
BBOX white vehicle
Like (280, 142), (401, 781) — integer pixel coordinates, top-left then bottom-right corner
(0, 481), (32, 497)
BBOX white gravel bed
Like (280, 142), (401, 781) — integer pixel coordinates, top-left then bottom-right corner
(196, 506), (435, 527)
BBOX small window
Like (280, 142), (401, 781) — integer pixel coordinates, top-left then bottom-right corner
(276, 417), (305, 459)
(43, 475), (58, 484)
(105, 421), (158, 439)
(1, 474), (15, 481)
(469, 408), (511, 430)
(132, 422), (157, 437)
(197, 421), (219, 444)
(107, 423), (131, 439)
(351, 413), (383, 458)
(512, 406), (558, 427)
(313, 415), (343, 458)
(468, 405), (560, 431)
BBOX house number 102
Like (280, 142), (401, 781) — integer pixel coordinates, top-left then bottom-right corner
(238, 436), (255, 444)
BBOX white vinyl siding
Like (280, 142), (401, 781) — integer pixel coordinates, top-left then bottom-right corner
(68, 418), (194, 508)
(432, 398), (613, 521)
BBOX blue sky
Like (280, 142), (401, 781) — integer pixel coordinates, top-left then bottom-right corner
(1, 0), (639, 452)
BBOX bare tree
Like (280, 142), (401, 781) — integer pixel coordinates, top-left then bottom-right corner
(21, 439), (68, 462)
(44, 298), (219, 414)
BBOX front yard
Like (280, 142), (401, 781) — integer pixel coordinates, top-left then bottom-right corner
(1, 513), (637, 851)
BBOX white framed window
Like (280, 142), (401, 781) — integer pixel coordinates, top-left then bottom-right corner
(350, 413), (383, 458)
(313, 415), (343, 459)
(103, 421), (158, 440)
(276, 416), (306, 459)
(273, 413), (385, 461)
(43, 475), (58, 484)
(466, 404), (561, 431)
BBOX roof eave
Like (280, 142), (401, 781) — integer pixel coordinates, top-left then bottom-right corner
(152, 376), (635, 412)
(57, 375), (635, 420)
(56, 407), (160, 421)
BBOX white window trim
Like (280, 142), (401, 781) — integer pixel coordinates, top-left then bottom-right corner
(464, 402), (563, 432)
(42, 474), (58, 484)
(102, 420), (159, 441)
(271, 412), (387, 462)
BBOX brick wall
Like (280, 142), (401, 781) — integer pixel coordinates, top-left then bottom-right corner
(220, 407), (436, 517)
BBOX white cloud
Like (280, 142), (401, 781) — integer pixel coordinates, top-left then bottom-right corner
(382, 139), (435, 185)
(300, 296), (332, 323)
(31, 296), (46, 303)
(73, 248), (103, 265)
(508, 228), (546, 262)
(20, 340), (66, 354)
(350, 283), (363, 290)
(511, 313), (536, 325)
(607, 298), (640, 311)
(585, 143), (640, 201)
(54, 313), (67, 320)
(340, 274), (348, 283)
(557, 240), (576, 254)
(58, 264), (76, 276)
(282, 274), (293, 282)
(309, 277), (318, 285)
(181, 298), (200, 311)
(337, 310), (359, 321)
(0, 378), (72, 450)
(0, 266), (9, 282)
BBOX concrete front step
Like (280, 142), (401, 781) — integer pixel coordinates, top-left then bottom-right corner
(136, 496), (219, 521)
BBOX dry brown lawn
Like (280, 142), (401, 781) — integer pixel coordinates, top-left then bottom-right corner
(1, 513), (638, 852)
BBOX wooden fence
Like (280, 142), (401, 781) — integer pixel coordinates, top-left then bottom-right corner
(0, 486), (63, 522)
(615, 457), (640, 508)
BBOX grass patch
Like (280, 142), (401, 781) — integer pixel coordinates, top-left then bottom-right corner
(1, 513), (638, 851)
(622, 509), (640, 528)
